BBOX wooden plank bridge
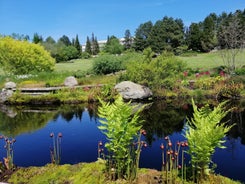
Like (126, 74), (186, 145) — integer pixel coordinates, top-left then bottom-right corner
(13, 84), (104, 95)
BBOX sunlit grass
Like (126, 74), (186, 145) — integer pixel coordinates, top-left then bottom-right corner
(55, 58), (94, 72)
(179, 50), (245, 70)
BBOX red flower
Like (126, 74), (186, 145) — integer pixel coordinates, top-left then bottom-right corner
(141, 129), (147, 136)
(160, 143), (164, 150)
(184, 142), (188, 147)
(98, 141), (103, 146)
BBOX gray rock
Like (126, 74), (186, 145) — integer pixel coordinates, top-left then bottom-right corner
(5, 81), (16, 89)
(0, 89), (13, 103)
(115, 81), (152, 100)
(64, 76), (78, 87)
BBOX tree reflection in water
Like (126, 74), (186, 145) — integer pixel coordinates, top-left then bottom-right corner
(0, 99), (244, 182)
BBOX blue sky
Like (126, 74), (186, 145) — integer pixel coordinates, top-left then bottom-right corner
(1, 0), (244, 43)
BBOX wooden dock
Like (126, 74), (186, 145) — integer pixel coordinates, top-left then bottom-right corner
(13, 84), (104, 95)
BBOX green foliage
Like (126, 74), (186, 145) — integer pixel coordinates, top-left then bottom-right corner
(194, 76), (222, 90)
(185, 99), (233, 182)
(8, 162), (106, 184)
(98, 96), (144, 180)
(216, 81), (243, 99)
(148, 16), (184, 53)
(0, 37), (55, 75)
(0, 108), (53, 137)
(104, 36), (124, 55)
(123, 29), (133, 50)
(56, 45), (79, 62)
(92, 54), (124, 75)
(122, 51), (186, 90)
(235, 66), (245, 75)
(134, 21), (153, 51)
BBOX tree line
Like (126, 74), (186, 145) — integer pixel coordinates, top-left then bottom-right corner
(131, 9), (245, 54)
(1, 8), (244, 63)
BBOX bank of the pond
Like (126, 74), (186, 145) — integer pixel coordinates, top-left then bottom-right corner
(3, 161), (242, 184)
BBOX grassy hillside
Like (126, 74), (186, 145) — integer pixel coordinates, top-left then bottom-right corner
(55, 58), (93, 72)
(179, 51), (245, 69)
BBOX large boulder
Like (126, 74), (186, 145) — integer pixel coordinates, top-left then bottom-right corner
(64, 76), (78, 87)
(5, 81), (16, 90)
(0, 89), (13, 103)
(115, 81), (152, 100)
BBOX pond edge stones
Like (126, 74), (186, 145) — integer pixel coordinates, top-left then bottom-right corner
(115, 81), (153, 100)
(64, 76), (78, 87)
(0, 81), (16, 103)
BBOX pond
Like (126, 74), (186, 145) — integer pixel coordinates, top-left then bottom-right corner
(0, 100), (244, 182)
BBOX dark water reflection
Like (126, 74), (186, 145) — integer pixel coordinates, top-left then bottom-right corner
(0, 100), (244, 182)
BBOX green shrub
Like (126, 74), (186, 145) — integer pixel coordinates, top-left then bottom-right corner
(235, 66), (245, 75)
(122, 51), (187, 90)
(92, 54), (124, 75)
(0, 37), (55, 74)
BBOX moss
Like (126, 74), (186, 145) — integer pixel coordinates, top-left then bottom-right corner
(8, 161), (107, 184)
(8, 161), (241, 184)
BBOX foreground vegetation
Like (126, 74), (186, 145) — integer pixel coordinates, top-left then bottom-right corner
(4, 98), (241, 184)
(7, 161), (240, 184)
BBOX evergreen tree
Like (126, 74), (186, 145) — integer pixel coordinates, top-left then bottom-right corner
(45, 36), (56, 44)
(85, 36), (92, 55)
(33, 33), (43, 44)
(74, 34), (81, 54)
(148, 16), (184, 53)
(148, 20), (165, 53)
(134, 21), (153, 51)
(93, 36), (100, 55)
(186, 23), (202, 51)
(200, 15), (218, 52)
(58, 35), (71, 46)
(123, 29), (133, 50)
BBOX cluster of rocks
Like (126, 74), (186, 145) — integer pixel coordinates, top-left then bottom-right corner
(0, 76), (153, 103)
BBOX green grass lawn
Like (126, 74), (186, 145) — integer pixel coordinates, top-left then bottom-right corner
(55, 58), (94, 72)
(179, 50), (245, 70)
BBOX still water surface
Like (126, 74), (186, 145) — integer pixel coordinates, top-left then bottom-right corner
(0, 101), (244, 182)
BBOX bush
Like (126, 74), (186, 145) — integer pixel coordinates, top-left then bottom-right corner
(235, 66), (245, 75)
(122, 51), (187, 90)
(92, 54), (124, 75)
(0, 37), (55, 74)
(55, 45), (79, 62)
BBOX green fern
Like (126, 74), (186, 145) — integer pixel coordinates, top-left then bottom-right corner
(98, 96), (144, 180)
(185, 99), (233, 182)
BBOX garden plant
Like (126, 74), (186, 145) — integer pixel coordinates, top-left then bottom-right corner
(185, 99), (234, 182)
(98, 96), (145, 181)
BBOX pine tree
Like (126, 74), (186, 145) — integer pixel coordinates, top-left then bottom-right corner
(94, 37), (100, 55)
(123, 29), (133, 50)
(74, 34), (81, 54)
(85, 36), (92, 55)
(134, 21), (153, 51)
